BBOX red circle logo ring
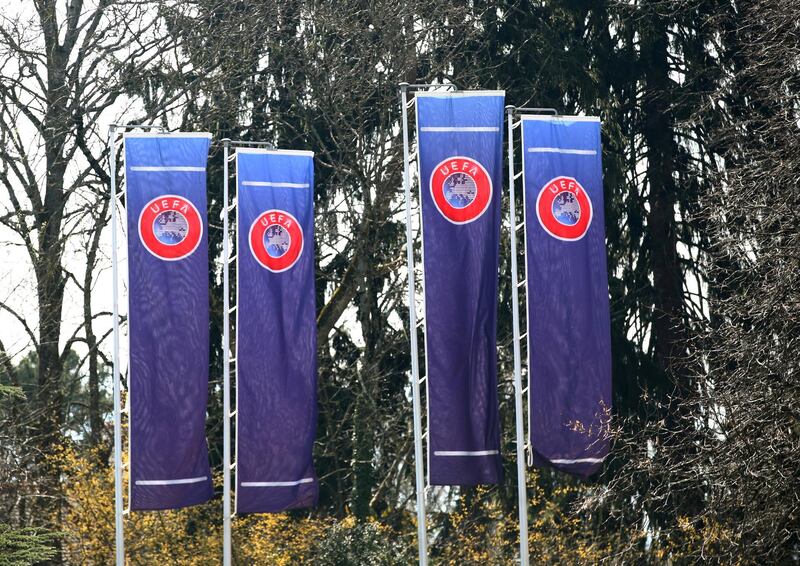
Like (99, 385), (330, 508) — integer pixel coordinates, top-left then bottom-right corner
(138, 194), (203, 261)
(249, 209), (304, 272)
(535, 176), (593, 241)
(430, 156), (493, 224)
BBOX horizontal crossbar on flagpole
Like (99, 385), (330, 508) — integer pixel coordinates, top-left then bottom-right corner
(222, 140), (276, 148)
(109, 123), (167, 131)
(398, 82), (459, 92)
(512, 107), (559, 115)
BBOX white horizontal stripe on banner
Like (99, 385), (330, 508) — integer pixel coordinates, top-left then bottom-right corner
(416, 90), (505, 98)
(122, 132), (213, 139)
(240, 478), (315, 487)
(527, 147), (597, 155)
(241, 181), (310, 188)
(129, 166), (206, 172)
(433, 450), (500, 457)
(519, 115), (600, 123)
(420, 127), (500, 132)
(135, 476), (208, 486)
(550, 457), (606, 464)
(235, 148), (314, 157)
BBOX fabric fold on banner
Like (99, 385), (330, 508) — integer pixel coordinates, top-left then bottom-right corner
(522, 116), (612, 477)
(416, 91), (505, 485)
(125, 132), (213, 511)
(235, 148), (318, 513)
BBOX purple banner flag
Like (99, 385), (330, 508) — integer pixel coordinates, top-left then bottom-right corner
(417, 91), (505, 485)
(522, 116), (612, 477)
(125, 133), (214, 510)
(235, 149), (318, 513)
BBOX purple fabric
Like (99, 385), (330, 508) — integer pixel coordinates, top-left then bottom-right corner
(235, 149), (318, 513)
(417, 92), (505, 485)
(522, 117), (612, 477)
(125, 133), (213, 510)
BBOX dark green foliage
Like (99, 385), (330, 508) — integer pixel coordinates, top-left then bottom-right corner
(307, 520), (413, 566)
(0, 524), (58, 566)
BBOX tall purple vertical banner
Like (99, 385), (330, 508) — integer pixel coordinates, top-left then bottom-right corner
(124, 133), (214, 510)
(522, 116), (611, 477)
(417, 91), (505, 485)
(235, 149), (318, 513)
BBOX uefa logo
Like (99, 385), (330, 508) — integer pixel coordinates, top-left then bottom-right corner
(249, 209), (304, 272)
(535, 176), (593, 241)
(429, 156), (492, 224)
(138, 195), (203, 260)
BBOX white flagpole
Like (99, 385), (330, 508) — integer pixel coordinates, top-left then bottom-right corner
(222, 139), (232, 566)
(109, 125), (125, 566)
(506, 105), (530, 566)
(399, 82), (428, 566)
(109, 122), (167, 565)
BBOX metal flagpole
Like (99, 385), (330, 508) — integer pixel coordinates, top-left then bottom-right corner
(399, 82), (428, 566)
(222, 139), (232, 566)
(222, 139), (274, 560)
(109, 125), (125, 566)
(108, 122), (166, 566)
(506, 106), (530, 566)
(512, 107), (556, 468)
(398, 81), (458, 565)
(400, 83), (428, 566)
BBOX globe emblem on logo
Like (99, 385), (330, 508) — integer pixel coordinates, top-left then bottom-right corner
(536, 176), (593, 241)
(249, 209), (304, 272)
(264, 225), (291, 258)
(443, 172), (478, 208)
(430, 156), (492, 224)
(153, 210), (189, 245)
(138, 195), (203, 260)
(551, 192), (581, 226)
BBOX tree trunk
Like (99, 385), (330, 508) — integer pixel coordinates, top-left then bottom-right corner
(641, 10), (687, 387)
